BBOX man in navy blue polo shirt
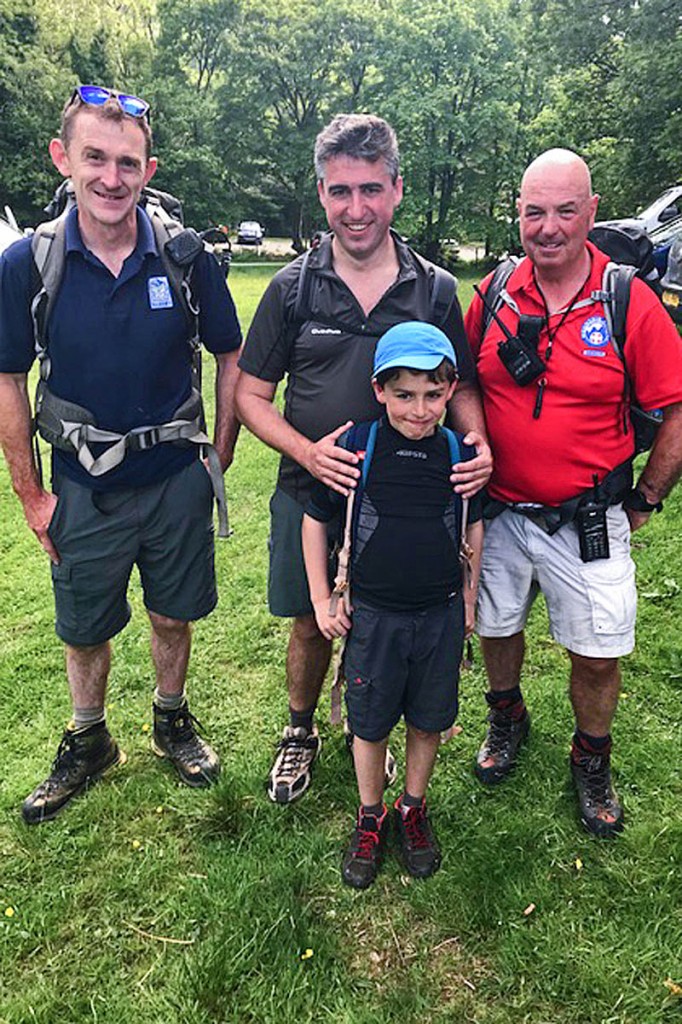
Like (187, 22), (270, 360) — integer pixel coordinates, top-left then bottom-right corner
(0, 85), (241, 823)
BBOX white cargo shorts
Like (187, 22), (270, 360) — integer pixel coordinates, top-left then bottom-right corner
(477, 506), (636, 658)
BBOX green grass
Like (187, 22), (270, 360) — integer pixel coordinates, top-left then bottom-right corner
(1, 268), (681, 1023)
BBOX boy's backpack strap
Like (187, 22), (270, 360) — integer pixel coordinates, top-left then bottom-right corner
(441, 425), (475, 587)
(480, 257), (519, 340)
(360, 419), (379, 486)
(329, 419), (378, 615)
(329, 417), (379, 726)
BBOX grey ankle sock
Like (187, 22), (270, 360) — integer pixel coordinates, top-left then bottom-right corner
(72, 706), (105, 732)
(154, 688), (185, 712)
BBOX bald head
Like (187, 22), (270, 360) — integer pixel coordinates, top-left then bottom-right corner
(517, 148), (599, 283)
(521, 148), (593, 202)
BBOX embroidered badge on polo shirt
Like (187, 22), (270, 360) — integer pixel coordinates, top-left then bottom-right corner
(580, 315), (610, 357)
(148, 276), (174, 310)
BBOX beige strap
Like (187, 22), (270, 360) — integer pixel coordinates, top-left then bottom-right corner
(328, 484), (355, 617)
(328, 484), (357, 723)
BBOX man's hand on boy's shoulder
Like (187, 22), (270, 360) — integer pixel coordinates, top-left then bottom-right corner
(303, 420), (362, 495)
(450, 430), (492, 498)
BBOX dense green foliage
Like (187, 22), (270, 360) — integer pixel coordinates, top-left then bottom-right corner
(1, 267), (682, 1022)
(1, 0), (680, 251)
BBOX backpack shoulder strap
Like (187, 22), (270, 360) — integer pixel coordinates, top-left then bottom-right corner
(600, 261), (636, 362)
(329, 418), (380, 618)
(336, 418), (378, 491)
(481, 256), (519, 339)
(291, 246), (315, 326)
(30, 214), (69, 364)
(440, 425), (475, 585)
(440, 424), (462, 467)
(145, 198), (199, 316)
(429, 264), (458, 327)
(145, 199), (204, 391)
(407, 249), (458, 329)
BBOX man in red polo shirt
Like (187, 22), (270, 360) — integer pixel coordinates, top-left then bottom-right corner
(465, 148), (682, 836)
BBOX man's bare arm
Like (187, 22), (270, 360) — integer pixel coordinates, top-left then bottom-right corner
(235, 370), (360, 494)
(627, 402), (682, 531)
(447, 379), (493, 497)
(0, 372), (58, 561)
(213, 349), (241, 471)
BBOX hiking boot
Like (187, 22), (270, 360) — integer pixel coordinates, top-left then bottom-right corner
(344, 721), (398, 789)
(571, 751), (624, 838)
(341, 805), (390, 889)
(474, 708), (530, 785)
(22, 722), (123, 825)
(152, 702), (220, 788)
(394, 797), (441, 878)
(267, 725), (321, 804)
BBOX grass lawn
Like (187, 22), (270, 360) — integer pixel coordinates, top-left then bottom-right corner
(1, 267), (681, 1023)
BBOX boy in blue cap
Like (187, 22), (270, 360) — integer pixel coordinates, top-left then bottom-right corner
(302, 321), (483, 888)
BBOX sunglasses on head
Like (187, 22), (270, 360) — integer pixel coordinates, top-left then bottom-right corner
(70, 84), (150, 122)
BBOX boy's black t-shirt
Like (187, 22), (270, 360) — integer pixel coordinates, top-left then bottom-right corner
(306, 419), (481, 612)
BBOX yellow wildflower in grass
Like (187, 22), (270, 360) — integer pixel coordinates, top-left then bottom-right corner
(300, 948), (313, 960)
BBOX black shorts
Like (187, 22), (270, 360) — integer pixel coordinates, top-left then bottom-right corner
(47, 460), (216, 646)
(344, 596), (464, 741)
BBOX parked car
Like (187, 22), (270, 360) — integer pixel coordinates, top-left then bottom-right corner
(661, 236), (682, 329)
(648, 214), (682, 275)
(631, 185), (682, 234)
(0, 214), (24, 255)
(236, 220), (264, 245)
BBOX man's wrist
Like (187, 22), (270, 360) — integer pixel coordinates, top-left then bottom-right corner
(623, 486), (663, 514)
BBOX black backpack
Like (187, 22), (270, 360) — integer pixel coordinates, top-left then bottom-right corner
(292, 231), (458, 338)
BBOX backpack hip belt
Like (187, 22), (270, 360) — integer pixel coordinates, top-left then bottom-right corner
(34, 383), (229, 536)
(482, 458), (633, 536)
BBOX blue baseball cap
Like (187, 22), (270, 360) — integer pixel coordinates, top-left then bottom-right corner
(373, 321), (457, 378)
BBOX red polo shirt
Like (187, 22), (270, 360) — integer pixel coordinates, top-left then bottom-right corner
(465, 243), (682, 505)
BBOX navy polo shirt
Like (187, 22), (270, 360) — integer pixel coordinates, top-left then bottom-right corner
(0, 207), (241, 490)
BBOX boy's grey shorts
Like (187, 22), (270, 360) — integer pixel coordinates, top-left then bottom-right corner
(47, 460), (217, 646)
(344, 595), (464, 742)
(268, 487), (338, 618)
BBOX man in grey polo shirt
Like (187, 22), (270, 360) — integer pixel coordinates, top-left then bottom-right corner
(236, 113), (491, 805)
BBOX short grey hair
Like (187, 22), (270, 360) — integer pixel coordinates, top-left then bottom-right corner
(314, 114), (400, 183)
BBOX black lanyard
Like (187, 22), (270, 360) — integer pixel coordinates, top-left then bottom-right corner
(531, 267), (592, 418)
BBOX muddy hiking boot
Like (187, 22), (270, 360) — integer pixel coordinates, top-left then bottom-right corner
(571, 749), (624, 838)
(267, 725), (321, 804)
(394, 796), (442, 878)
(152, 701), (220, 787)
(342, 804), (390, 889)
(475, 706), (530, 785)
(344, 720), (398, 790)
(22, 721), (123, 825)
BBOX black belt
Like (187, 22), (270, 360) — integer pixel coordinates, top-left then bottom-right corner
(483, 459), (633, 536)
